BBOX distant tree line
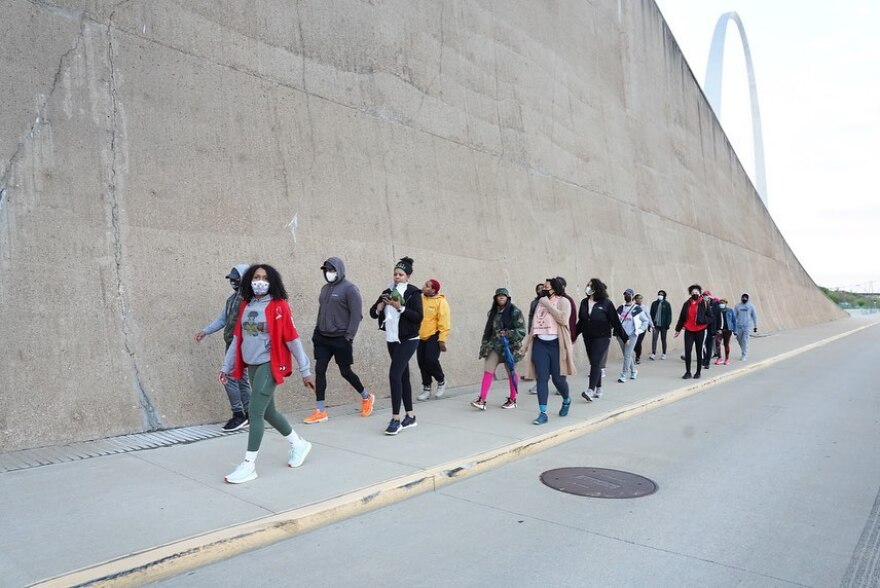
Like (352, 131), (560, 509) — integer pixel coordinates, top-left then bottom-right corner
(821, 287), (879, 309)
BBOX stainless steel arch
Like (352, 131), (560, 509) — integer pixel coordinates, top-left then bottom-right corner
(705, 11), (767, 205)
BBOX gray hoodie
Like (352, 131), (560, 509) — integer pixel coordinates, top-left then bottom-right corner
(316, 257), (363, 339)
(734, 295), (758, 330)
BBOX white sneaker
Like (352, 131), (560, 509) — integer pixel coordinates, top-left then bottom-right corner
(601, 368), (606, 378)
(593, 388), (603, 399)
(529, 384), (538, 395)
(661, 354), (667, 360)
(225, 460), (257, 484)
(649, 354), (655, 360)
(288, 440), (312, 468)
(435, 382), (446, 398)
(417, 386), (431, 401)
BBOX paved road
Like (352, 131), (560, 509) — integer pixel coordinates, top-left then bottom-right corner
(157, 326), (880, 587)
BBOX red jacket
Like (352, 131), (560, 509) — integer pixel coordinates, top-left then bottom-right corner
(231, 298), (301, 384)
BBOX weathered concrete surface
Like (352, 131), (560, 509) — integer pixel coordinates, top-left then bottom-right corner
(0, 0), (844, 450)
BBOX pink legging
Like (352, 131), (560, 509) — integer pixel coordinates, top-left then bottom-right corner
(479, 352), (518, 400)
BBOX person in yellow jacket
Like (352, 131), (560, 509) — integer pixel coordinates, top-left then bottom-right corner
(417, 279), (451, 400)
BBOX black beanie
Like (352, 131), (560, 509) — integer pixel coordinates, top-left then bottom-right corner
(395, 256), (414, 276)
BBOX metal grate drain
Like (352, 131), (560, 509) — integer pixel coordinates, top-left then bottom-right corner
(540, 467), (658, 498)
(0, 424), (244, 473)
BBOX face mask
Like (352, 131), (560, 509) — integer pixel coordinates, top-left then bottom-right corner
(585, 286), (594, 296)
(324, 271), (337, 283)
(657, 295), (664, 300)
(541, 289), (551, 298)
(252, 280), (270, 296)
(230, 280), (240, 291)
(719, 304), (726, 309)
(691, 292), (700, 300)
(742, 298), (748, 304)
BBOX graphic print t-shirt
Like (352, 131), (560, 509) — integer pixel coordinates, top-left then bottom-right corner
(240, 297), (272, 366)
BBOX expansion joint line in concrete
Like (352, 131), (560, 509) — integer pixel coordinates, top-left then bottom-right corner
(0, 10), (86, 206)
(106, 10), (161, 431)
(30, 320), (879, 588)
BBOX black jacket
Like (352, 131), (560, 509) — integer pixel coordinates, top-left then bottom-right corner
(575, 297), (628, 342)
(649, 299), (673, 329)
(369, 284), (424, 341)
(675, 298), (713, 332)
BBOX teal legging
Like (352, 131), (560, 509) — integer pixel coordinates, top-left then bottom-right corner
(247, 363), (293, 451)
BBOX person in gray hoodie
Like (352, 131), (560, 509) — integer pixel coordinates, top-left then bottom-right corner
(734, 292), (758, 360)
(195, 264), (252, 432)
(304, 257), (374, 424)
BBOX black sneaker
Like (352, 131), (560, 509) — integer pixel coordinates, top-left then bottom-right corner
(682, 372), (692, 380)
(222, 412), (248, 432)
(384, 419), (402, 436)
(401, 415), (417, 430)
(693, 372), (702, 380)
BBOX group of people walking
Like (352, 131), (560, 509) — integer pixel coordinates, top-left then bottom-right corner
(195, 257), (757, 484)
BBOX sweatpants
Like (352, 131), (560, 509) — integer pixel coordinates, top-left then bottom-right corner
(531, 337), (569, 407)
(417, 334), (445, 387)
(617, 335), (637, 376)
(702, 329), (713, 367)
(387, 339), (419, 415)
(246, 363), (293, 452)
(651, 327), (668, 355)
(735, 328), (751, 358)
(683, 330), (705, 375)
(585, 337), (611, 390)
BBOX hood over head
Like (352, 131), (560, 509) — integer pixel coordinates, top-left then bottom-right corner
(321, 257), (346, 281)
(226, 264), (250, 280)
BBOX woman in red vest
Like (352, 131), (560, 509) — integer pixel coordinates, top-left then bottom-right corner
(219, 264), (316, 484)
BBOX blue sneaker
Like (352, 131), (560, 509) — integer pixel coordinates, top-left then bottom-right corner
(532, 412), (548, 425)
(401, 414), (417, 430)
(559, 399), (571, 417)
(384, 419), (402, 436)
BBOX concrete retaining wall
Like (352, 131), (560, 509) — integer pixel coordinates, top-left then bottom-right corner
(0, 0), (844, 451)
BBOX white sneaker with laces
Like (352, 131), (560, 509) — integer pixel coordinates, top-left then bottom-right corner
(225, 460), (257, 484)
(435, 382), (446, 398)
(417, 386), (431, 401)
(288, 440), (312, 468)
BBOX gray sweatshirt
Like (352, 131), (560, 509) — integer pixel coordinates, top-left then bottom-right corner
(222, 296), (311, 376)
(734, 301), (758, 330)
(316, 257), (363, 339)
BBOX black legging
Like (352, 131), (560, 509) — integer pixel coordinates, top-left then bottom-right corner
(684, 329), (704, 375)
(387, 339), (419, 414)
(585, 337), (611, 390)
(315, 358), (365, 402)
(634, 332), (647, 360)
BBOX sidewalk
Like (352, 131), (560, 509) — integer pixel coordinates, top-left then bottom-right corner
(4, 315), (878, 587)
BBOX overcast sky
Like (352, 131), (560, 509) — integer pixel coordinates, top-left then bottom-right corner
(653, 0), (879, 292)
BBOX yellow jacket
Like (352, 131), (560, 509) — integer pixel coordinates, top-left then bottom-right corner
(419, 293), (451, 341)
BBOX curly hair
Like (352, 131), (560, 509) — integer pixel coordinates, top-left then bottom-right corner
(239, 264), (289, 301)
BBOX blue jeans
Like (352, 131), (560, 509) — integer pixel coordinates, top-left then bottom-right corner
(531, 338), (569, 407)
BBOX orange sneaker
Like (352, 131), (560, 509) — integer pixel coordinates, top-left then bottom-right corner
(303, 409), (328, 424)
(361, 393), (375, 417)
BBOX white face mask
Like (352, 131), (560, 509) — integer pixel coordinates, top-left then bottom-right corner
(252, 280), (270, 296)
(719, 304), (726, 309)
(324, 271), (338, 283)
(657, 295), (664, 300)
(585, 286), (594, 296)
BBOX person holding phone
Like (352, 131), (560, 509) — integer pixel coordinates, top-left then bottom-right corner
(369, 257), (424, 435)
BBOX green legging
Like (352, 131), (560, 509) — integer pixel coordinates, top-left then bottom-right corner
(247, 363), (293, 451)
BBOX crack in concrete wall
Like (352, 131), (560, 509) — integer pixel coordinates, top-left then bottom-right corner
(106, 9), (162, 431)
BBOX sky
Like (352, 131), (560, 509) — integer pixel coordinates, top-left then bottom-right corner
(653, 0), (880, 292)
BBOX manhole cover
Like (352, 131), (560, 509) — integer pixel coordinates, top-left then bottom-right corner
(540, 467), (658, 498)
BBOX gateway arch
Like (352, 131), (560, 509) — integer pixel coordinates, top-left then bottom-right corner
(705, 11), (768, 206)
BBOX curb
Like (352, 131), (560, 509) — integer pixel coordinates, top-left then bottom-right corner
(32, 321), (879, 587)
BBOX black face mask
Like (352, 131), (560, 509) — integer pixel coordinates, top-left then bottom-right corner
(691, 293), (700, 300)
(230, 280), (240, 291)
(741, 297), (748, 304)
(541, 289), (551, 298)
